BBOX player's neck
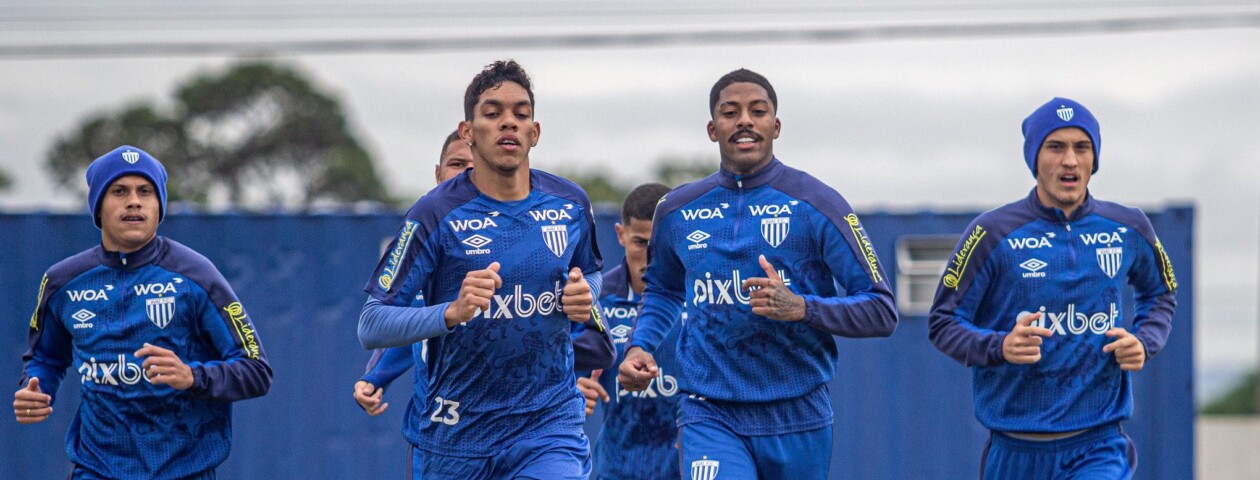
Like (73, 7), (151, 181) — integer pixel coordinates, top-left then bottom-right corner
(471, 164), (531, 202)
(630, 277), (646, 296)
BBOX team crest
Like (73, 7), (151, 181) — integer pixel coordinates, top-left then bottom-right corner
(1095, 247), (1122, 278)
(122, 150), (140, 164)
(760, 217), (790, 248)
(541, 225), (569, 257)
(691, 456), (720, 480)
(1056, 106), (1074, 122)
(146, 296), (175, 328)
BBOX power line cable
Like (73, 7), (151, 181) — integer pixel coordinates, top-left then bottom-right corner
(2, 13), (1257, 59)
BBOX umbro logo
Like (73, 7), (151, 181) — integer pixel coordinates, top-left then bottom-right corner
(72, 309), (96, 329)
(609, 324), (632, 343)
(686, 230), (710, 250)
(462, 235), (491, 248)
(462, 234), (492, 255)
(1019, 258), (1047, 278)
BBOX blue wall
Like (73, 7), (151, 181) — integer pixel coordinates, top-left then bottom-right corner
(0, 206), (1194, 478)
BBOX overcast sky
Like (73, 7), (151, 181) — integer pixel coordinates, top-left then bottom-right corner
(1, 2), (1257, 400)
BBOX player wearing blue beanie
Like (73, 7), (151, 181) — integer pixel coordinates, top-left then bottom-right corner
(85, 145), (169, 228)
(16, 145), (272, 479)
(1021, 97), (1101, 177)
(929, 99), (1176, 480)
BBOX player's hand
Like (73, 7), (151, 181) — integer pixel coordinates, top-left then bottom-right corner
(618, 347), (659, 392)
(741, 255), (806, 321)
(562, 268), (593, 322)
(577, 370), (610, 416)
(446, 262), (502, 327)
(1002, 312), (1053, 364)
(1103, 328), (1147, 371)
(354, 380), (389, 416)
(13, 377), (52, 425)
(135, 343), (195, 389)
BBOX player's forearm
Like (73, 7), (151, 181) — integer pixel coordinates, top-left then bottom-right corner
(188, 357), (273, 402)
(358, 297), (452, 349)
(361, 347), (414, 388)
(928, 312), (1005, 367)
(584, 274), (603, 302)
(799, 291), (898, 338)
(21, 366), (65, 405)
(1132, 289), (1176, 359)
(572, 323), (615, 371)
(628, 292), (684, 353)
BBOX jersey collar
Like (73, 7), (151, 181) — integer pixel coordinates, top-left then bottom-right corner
(1023, 187), (1096, 223)
(716, 157), (783, 190)
(98, 235), (163, 269)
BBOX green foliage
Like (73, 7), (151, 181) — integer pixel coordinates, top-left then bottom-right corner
(1201, 371), (1258, 415)
(554, 170), (630, 206)
(45, 60), (392, 208)
(654, 155), (716, 187)
(556, 155), (717, 207)
(0, 168), (11, 191)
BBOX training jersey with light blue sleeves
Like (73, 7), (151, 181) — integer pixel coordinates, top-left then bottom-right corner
(928, 189), (1177, 433)
(360, 308), (614, 447)
(629, 158), (897, 434)
(592, 260), (682, 480)
(21, 236), (272, 480)
(361, 169), (603, 457)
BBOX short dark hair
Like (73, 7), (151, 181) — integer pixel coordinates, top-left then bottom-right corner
(463, 60), (535, 121)
(709, 68), (777, 116)
(438, 130), (461, 164)
(622, 183), (671, 224)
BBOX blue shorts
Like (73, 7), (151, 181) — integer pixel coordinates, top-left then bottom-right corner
(72, 466), (215, 480)
(981, 423), (1136, 480)
(420, 431), (592, 480)
(408, 445), (423, 480)
(678, 422), (831, 480)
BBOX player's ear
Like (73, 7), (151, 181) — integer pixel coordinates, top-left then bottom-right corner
(772, 117), (781, 139)
(614, 223), (626, 247)
(707, 120), (718, 142)
(458, 121), (472, 146)
(530, 121), (541, 147)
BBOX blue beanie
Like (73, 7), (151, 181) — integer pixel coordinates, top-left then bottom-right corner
(1021, 97), (1100, 177)
(85, 145), (168, 229)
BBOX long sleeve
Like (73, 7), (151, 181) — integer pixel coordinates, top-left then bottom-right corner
(21, 273), (74, 405)
(927, 223), (1007, 368)
(361, 347), (415, 389)
(798, 213), (897, 338)
(628, 213), (686, 354)
(358, 297), (452, 349)
(1128, 219), (1178, 358)
(571, 318), (615, 371)
(188, 292), (272, 402)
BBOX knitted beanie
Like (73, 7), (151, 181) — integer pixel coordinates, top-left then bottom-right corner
(1021, 97), (1100, 177)
(85, 145), (168, 228)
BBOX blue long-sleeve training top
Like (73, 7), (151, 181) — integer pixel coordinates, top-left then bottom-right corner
(357, 168), (606, 456)
(629, 157), (897, 435)
(21, 236), (272, 480)
(928, 189), (1176, 433)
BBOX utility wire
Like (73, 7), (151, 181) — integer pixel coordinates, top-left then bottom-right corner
(1, 13), (1258, 59)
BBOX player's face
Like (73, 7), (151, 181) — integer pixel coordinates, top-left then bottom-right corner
(615, 217), (654, 291)
(460, 81), (539, 177)
(1035, 127), (1094, 216)
(708, 82), (780, 175)
(98, 175), (159, 253)
(434, 140), (473, 183)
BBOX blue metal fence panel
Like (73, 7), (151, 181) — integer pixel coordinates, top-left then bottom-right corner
(0, 207), (1194, 479)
